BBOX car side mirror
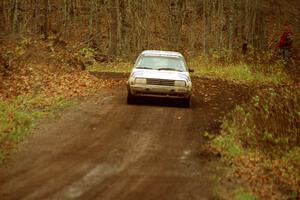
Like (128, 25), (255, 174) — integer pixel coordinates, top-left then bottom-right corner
(188, 69), (194, 73)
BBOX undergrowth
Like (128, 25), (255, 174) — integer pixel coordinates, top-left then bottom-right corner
(224, 87), (299, 155)
(188, 55), (291, 84)
(212, 86), (300, 199)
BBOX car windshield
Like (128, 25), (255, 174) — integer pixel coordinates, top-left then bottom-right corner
(135, 56), (186, 72)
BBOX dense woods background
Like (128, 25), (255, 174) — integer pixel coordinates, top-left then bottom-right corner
(1, 0), (300, 59)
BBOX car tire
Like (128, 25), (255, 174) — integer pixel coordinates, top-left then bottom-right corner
(183, 96), (191, 108)
(127, 91), (135, 104)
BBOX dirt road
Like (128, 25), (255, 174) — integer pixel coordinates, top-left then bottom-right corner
(0, 76), (250, 200)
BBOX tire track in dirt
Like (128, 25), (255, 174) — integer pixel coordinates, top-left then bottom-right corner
(0, 77), (251, 200)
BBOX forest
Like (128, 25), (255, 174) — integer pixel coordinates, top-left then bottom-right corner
(1, 0), (300, 58)
(0, 1), (300, 200)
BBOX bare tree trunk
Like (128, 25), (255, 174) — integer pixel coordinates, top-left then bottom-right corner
(218, 0), (224, 50)
(12, 0), (19, 35)
(35, 0), (40, 34)
(256, 2), (265, 50)
(69, 0), (75, 21)
(251, 0), (257, 47)
(63, 0), (71, 38)
(44, 0), (49, 39)
(169, 0), (185, 50)
(227, 0), (235, 51)
(189, 0), (198, 53)
(202, 0), (207, 54)
(177, 1), (186, 50)
(89, 0), (96, 34)
(73, 0), (79, 19)
(108, 0), (118, 55)
(236, 0), (243, 49)
(0, 1), (6, 33)
(243, 0), (250, 43)
(133, 1), (142, 53)
(145, 0), (150, 49)
(168, 0), (185, 50)
(21, 0), (29, 34)
(95, 0), (99, 37)
(210, 0), (217, 50)
(119, 0), (131, 54)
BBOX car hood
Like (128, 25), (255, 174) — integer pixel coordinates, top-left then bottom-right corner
(130, 69), (191, 81)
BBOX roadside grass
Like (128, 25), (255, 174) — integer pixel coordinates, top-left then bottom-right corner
(0, 95), (75, 163)
(189, 58), (290, 84)
(212, 169), (258, 200)
(212, 131), (244, 158)
(210, 86), (300, 199)
(234, 187), (258, 200)
(86, 58), (291, 85)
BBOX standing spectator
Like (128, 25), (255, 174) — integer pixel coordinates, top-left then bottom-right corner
(278, 24), (293, 62)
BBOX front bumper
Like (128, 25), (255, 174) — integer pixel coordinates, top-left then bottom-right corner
(128, 84), (191, 99)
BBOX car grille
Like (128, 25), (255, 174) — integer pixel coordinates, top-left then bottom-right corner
(146, 78), (175, 86)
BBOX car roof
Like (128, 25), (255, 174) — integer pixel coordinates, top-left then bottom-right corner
(141, 50), (184, 58)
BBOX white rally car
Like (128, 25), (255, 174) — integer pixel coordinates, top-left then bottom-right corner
(127, 50), (193, 107)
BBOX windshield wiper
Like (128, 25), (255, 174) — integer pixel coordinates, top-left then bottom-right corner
(136, 67), (153, 70)
(157, 68), (183, 72)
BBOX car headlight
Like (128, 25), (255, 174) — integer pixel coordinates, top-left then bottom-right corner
(174, 80), (186, 87)
(135, 78), (147, 84)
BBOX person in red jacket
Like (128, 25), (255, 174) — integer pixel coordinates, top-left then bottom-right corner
(279, 24), (293, 62)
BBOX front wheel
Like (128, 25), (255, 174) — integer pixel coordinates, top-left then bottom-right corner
(182, 96), (191, 108)
(127, 91), (135, 104)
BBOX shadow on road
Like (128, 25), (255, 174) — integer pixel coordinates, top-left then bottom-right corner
(128, 96), (191, 108)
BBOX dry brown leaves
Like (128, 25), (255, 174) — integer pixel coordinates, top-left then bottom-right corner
(0, 70), (125, 103)
(222, 152), (300, 200)
(0, 37), (126, 103)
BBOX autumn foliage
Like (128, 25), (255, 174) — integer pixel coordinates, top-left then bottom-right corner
(213, 85), (300, 199)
